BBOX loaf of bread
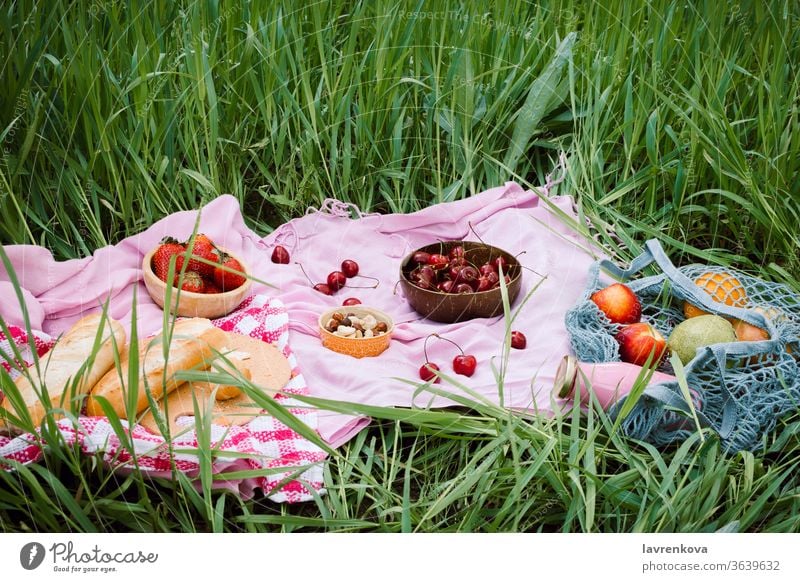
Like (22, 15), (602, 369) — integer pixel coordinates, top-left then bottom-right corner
(137, 332), (293, 436)
(1, 314), (126, 432)
(86, 318), (227, 419)
(138, 351), (253, 435)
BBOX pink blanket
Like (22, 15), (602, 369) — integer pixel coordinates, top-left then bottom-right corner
(0, 182), (603, 447)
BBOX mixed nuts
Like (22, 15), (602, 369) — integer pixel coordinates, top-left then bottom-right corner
(325, 311), (389, 339)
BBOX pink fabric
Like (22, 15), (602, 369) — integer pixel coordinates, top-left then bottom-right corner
(275, 183), (604, 437)
(1, 182), (604, 449)
(0, 295), (325, 503)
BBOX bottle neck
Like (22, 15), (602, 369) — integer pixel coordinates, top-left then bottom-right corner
(553, 355), (578, 399)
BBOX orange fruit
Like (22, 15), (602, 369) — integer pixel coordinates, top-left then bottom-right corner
(731, 319), (770, 342)
(683, 271), (747, 319)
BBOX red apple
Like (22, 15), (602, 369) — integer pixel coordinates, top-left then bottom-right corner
(615, 322), (668, 366)
(591, 283), (642, 325)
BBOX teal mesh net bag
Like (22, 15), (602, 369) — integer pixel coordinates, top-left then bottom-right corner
(565, 239), (800, 452)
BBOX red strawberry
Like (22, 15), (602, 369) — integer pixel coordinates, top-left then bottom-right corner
(151, 238), (186, 282)
(176, 233), (218, 276)
(203, 281), (222, 294)
(213, 254), (247, 291)
(173, 270), (205, 293)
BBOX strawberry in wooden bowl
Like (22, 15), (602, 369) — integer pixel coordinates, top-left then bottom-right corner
(142, 235), (251, 318)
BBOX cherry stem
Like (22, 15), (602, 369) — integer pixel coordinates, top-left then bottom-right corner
(423, 333), (435, 363)
(295, 261), (315, 285)
(467, 221), (487, 246)
(346, 280), (379, 290)
(351, 274), (380, 288)
(432, 333), (464, 356)
(393, 280), (401, 295)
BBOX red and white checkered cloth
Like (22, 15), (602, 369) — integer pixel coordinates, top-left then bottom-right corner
(0, 295), (325, 503)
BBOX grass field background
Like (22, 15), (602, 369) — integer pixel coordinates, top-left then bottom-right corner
(1, 0), (799, 532)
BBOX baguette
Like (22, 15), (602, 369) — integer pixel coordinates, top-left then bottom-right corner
(138, 352), (253, 435)
(138, 331), (292, 436)
(86, 318), (227, 419)
(1, 314), (126, 432)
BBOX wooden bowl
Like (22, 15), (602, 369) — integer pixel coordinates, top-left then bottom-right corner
(399, 241), (522, 323)
(142, 247), (251, 319)
(318, 306), (394, 358)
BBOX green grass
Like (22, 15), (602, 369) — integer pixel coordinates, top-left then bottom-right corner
(1, 0), (800, 532)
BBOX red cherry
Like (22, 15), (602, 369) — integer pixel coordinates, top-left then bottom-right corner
(492, 256), (508, 273)
(476, 277), (492, 292)
(448, 245), (466, 260)
(342, 297), (362, 306)
(416, 279), (435, 290)
(428, 254), (449, 270)
(425, 333), (477, 378)
(419, 363), (440, 383)
(453, 354), (477, 377)
(314, 283), (333, 295)
(511, 331), (527, 350)
(413, 251), (431, 265)
(418, 265), (436, 283)
(455, 265), (479, 286)
(479, 263), (495, 277)
(327, 271), (347, 292)
(455, 283), (473, 294)
(437, 280), (454, 293)
(448, 265), (462, 280)
(297, 261), (333, 295)
(271, 245), (290, 264)
(341, 259), (359, 278)
(486, 272), (499, 286)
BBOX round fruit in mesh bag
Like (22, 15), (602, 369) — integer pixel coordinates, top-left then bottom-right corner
(683, 271), (748, 319)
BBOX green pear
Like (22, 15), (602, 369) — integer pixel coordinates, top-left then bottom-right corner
(668, 315), (737, 365)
